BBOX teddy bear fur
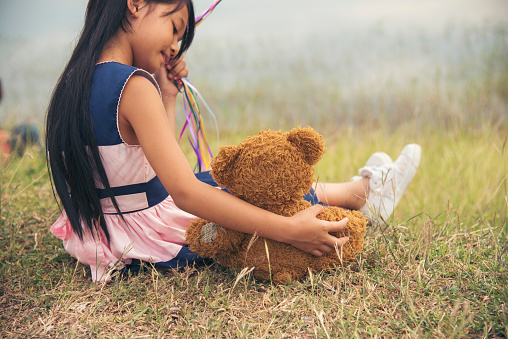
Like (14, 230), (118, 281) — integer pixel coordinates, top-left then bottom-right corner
(185, 127), (367, 284)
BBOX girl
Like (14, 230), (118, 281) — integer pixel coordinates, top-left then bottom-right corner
(46, 0), (421, 282)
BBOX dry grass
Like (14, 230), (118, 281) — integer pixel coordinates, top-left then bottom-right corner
(1, 126), (506, 337)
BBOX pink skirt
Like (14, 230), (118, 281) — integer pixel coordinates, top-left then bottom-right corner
(51, 195), (197, 282)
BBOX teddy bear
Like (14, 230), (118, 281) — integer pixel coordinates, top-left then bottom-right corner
(185, 127), (367, 284)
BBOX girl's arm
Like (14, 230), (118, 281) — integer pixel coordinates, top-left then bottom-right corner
(118, 65), (349, 257)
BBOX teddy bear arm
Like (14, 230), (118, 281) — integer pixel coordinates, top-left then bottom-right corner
(185, 218), (220, 258)
(185, 218), (248, 259)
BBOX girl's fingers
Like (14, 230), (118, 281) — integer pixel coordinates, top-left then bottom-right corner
(325, 217), (348, 233)
(324, 220), (349, 248)
(332, 235), (349, 249)
(167, 58), (187, 80)
(290, 205), (351, 256)
(311, 249), (324, 257)
(307, 203), (324, 216)
(167, 68), (188, 81)
(320, 243), (335, 254)
(171, 59), (186, 72)
(321, 236), (349, 254)
(311, 235), (348, 256)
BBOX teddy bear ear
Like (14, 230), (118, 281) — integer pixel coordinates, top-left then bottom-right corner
(211, 145), (240, 187)
(286, 127), (326, 165)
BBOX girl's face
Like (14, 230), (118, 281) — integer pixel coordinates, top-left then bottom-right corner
(130, 2), (188, 73)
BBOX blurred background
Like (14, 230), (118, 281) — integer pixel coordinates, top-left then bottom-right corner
(0, 1), (507, 245)
(0, 0), (507, 132)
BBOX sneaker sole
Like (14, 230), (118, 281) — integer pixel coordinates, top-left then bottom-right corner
(393, 144), (422, 208)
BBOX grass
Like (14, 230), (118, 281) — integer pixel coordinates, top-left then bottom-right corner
(1, 125), (506, 338)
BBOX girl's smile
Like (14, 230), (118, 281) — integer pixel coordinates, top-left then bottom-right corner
(132, 3), (188, 72)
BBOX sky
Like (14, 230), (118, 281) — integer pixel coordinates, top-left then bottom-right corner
(1, 0), (507, 40)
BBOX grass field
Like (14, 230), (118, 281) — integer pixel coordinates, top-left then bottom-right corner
(1, 22), (507, 338)
(0, 123), (506, 337)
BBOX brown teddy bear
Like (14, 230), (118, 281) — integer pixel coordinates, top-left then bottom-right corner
(185, 127), (367, 284)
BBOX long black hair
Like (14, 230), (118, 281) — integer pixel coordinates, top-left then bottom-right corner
(45, 0), (195, 243)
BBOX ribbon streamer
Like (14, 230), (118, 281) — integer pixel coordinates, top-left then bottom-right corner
(178, 78), (219, 172)
(195, 0), (223, 27)
(178, 0), (223, 172)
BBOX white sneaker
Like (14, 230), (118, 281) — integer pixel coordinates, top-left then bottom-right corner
(351, 152), (393, 182)
(359, 144), (421, 221)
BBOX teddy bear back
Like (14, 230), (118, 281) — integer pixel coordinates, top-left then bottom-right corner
(185, 126), (368, 285)
(210, 127), (326, 214)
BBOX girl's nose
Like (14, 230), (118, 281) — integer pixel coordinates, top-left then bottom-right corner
(170, 40), (180, 58)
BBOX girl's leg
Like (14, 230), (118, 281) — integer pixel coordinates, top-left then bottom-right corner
(311, 151), (392, 210)
(312, 145), (421, 221)
(312, 179), (369, 210)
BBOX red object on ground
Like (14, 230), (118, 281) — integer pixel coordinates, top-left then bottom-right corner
(0, 130), (11, 155)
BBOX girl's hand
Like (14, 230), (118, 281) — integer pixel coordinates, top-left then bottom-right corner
(286, 205), (350, 256)
(154, 57), (189, 100)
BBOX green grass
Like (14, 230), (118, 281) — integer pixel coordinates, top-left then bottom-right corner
(1, 125), (506, 337)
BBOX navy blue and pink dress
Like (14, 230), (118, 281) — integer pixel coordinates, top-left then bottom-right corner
(51, 62), (206, 282)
